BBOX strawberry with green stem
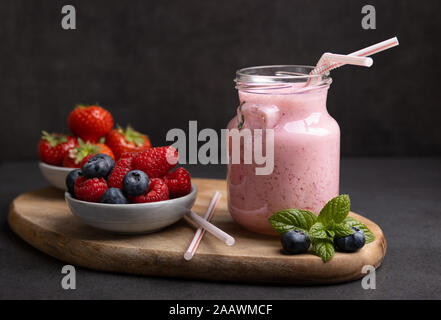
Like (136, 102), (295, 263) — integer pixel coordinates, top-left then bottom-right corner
(105, 125), (151, 160)
(62, 138), (115, 168)
(38, 131), (78, 166)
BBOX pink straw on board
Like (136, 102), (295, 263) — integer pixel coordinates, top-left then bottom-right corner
(184, 191), (225, 261)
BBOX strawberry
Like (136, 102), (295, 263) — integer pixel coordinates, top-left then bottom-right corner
(107, 157), (134, 189)
(68, 105), (114, 142)
(105, 125), (151, 160)
(132, 146), (178, 178)
(63, 153), (95, 169)
(62, 139), (115, 168)
(74, 176), (108, 202)
(38, 131), (77, 166)
(129, 178), (169, 203)
(164, 167), (191, 198)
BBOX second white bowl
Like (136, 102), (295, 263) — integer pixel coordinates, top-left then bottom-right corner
(39, 162), (75, 190)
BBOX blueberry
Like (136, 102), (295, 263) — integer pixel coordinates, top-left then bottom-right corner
(82, 154), (115, 178)
(65, 169), (82, 197)
(281, 230), (311, 254)
(334, 226), (365, 252)
(122, 170), (149, 196)
(101, 188), (129, 204)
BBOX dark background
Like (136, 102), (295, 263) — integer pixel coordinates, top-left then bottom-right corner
(1, 1), (441, 300)
(0, 0), (440, 162)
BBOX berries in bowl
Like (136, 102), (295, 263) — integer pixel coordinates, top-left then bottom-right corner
(38, 131), (79, 190)
(64, 147), (197, 234)
(38, 104), (145, 190)
(38, 134), (115, 190)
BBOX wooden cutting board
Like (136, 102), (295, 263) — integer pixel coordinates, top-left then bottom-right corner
(8, 178), (386, 285)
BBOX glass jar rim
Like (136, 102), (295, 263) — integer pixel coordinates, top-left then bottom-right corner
(235, 65), (331, 88)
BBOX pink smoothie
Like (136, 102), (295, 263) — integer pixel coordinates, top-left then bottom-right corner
(227, 84), (340, 235)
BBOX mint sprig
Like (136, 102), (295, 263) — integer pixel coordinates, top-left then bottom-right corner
(269, 194), (376, 262)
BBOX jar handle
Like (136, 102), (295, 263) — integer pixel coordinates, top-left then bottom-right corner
(238, 102), (281, 129)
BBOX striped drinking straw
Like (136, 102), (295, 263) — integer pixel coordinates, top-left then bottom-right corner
(306, 37), (399, 86)
(184, 191), (228, 261)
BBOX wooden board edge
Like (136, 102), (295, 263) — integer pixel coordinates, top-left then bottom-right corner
(8, 197), (387, 285)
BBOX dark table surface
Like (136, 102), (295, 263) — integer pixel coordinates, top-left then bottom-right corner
(1, 158), (440, 300)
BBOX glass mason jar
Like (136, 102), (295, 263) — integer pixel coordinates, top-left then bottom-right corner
(227, 65), (340, 235)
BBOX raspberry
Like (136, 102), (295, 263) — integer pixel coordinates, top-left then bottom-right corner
(130, 178), (169, 203)
(164, 167), (191, 198)
(107, 157), (134, 189)
(74, 176), (108, 202)
(132, 146), (178, 178)
(120, 151), (137, 159)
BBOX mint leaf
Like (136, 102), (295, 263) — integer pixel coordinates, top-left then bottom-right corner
(312, 239), (335, 262)
(326, 229), (335, 238)
(333, 223), (355, 238)
(269, 209), (317, 235)
(327, 220), (336, 230)
(318, 194), (350, 225)
(343, 217), (375, 243)
(309, 222), (328, 239)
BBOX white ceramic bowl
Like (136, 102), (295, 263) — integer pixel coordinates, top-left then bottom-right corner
(39, 162), (75, 190)
(65, 184), (198, 234)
